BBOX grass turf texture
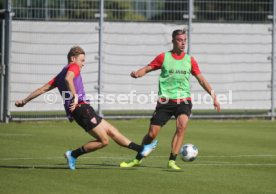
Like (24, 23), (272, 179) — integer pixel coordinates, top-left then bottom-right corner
(0, 119), (275, 194)
(11, 109), (271, 118)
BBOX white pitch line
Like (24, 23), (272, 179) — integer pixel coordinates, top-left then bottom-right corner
(0, 134), (34, 137)
(0, 154), (276, 161)
(199, 154), (276, 158)
(0, 156), (130, 161)
(0, 156), (64, 161)
(179, 163), (276, 166)
(0, 163), (276, 168)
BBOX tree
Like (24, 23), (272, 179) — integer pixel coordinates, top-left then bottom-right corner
(10, 0), (145, 21)
(152, 0), (188, 21)
(10, 0), (272, 22)
(152, 0), (272, 23)
(195, 0), (271, 22)
(105, 0), (145, 21)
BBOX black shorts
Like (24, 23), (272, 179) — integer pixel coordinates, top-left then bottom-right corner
(150, 100), (192, 127)
(72, 104), (102, 132)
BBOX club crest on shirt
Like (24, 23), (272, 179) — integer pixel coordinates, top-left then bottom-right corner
(90, 117), (97, 124)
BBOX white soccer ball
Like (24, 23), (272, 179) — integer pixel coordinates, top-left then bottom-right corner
(179, 144), (198, 162)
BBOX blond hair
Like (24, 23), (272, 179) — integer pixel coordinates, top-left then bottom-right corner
(67, 46), (85, 63)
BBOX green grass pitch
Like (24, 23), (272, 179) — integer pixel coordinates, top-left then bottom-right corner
(0, 119), (275, 194)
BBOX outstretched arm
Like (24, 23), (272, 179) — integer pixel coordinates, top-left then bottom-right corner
(195, 73), (221, 112)
(130, 65), (155, 78)
(15, 83), (55, 107)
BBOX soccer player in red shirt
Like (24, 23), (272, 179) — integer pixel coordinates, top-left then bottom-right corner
(120, 29), (220, 170)
(15, 46), (157, 170)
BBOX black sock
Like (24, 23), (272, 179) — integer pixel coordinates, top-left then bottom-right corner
(169, 153), (177, 161)
(71, 146), (87, 158)
(128, 142), (143, 152)
(127, 142), (144, 161)
(135, 153), (144, 160)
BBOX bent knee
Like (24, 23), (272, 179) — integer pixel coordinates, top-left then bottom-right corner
(176, 126), (187, 135)
(176, 122), (188, 132)
(101, 139), (109, 147)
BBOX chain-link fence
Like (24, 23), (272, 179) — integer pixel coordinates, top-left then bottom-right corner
(1, 0), (275, 121)
(11, 0), (272, 23)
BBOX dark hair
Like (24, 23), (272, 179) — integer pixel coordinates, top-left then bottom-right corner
(67, 46), (85, 63)
(172, 29), (186, 39)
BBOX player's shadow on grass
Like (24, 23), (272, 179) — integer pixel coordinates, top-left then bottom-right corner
(81, 163), (139, 170)
(0, 165), (68, 170)
(0, 163), (138, 170)
(0, 164), (182, 171)
(162, 169), (184, 173)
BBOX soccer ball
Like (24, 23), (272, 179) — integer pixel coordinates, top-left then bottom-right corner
(179, 144), (198, 162)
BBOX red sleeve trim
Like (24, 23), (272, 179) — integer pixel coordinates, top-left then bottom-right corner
(68, 63), (80, 77)
(48, 77), (56, 86)
(148, 53), (165, 70)
(191, 57), (201, 76)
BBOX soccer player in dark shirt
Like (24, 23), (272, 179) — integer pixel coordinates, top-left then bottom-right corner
(15, 46), (157, 170)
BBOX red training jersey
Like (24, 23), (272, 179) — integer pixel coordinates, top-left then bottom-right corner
(148, 52), (201, 76)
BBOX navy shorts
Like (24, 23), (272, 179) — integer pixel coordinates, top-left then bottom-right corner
(150, 100), (192, 127)
(72, 104), (102, 132)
